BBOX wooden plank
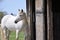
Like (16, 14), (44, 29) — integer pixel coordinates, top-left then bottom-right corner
(47, 0), (53, 40)
(30, 0), (36, 40)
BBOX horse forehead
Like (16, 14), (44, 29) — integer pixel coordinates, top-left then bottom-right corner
(19, 12), (25, 15)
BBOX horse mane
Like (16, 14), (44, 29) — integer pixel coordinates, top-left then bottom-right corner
(22, 12), (28, 24)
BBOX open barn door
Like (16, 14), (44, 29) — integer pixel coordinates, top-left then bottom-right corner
(52, 0), (60, 40)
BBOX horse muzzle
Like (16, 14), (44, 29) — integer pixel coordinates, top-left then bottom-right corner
(15, 21), (18, 23)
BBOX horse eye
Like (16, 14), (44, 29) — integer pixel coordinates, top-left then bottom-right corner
(20, 15), (21, 16)
(19, 15), (22, 16)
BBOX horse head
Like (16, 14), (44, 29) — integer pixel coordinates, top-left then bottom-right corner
(15, 9), (26, 23)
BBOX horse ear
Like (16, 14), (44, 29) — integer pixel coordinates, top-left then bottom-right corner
(18, 9), (24, 15)
(18, 9), (20, 11)
(18, 9), (21, 14)
(21, 9), (23, 12)
(19, 9), (24, 14)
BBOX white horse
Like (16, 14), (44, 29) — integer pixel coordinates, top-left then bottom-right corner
(1, 9), (29, 40)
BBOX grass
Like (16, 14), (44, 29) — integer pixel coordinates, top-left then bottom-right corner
(9, 31), (24, 40)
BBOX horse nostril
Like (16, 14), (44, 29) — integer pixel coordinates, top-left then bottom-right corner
(15, 21), (18, 23)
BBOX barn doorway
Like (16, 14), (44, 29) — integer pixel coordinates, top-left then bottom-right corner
(52, 0), (60, 40)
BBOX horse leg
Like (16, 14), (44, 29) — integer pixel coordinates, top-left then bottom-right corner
(3, 29), (7, 40)
(24, 27), (29, 40)
(1, 28), (5, 40)
(7, 30), (10, 40)
(16, 30), (19, 40)
(24, 31), (26, 40)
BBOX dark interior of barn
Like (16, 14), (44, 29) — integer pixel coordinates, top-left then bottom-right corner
(52, 0), (60, 40)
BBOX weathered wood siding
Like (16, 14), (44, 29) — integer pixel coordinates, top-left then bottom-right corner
(35, 0), (44, 40)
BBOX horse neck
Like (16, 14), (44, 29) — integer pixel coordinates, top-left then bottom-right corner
(23, 15), (28, 24)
